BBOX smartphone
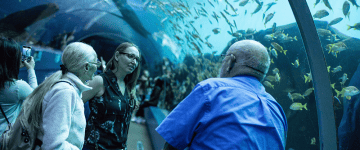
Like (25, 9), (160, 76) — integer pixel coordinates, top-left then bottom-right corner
(22, 46), (32, 62)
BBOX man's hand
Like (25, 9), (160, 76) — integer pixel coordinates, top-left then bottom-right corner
(21, 56), (35, 70)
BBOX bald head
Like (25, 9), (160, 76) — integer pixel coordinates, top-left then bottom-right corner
(220, 40), (270, 81)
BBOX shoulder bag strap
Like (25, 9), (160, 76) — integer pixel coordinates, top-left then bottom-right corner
(0, 105), (10, 124)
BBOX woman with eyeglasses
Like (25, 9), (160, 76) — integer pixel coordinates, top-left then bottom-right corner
(82, 42), (141, 150)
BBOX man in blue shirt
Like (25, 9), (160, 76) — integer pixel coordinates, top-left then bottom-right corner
(156, 40), (288, 150)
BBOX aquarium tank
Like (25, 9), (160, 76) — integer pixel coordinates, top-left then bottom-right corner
(1, 0), (359, 149)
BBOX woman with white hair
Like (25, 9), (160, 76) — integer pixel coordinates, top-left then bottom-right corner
(16, 42), (100, 149)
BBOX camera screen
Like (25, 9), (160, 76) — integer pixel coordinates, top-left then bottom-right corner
(22, 46), (32, 62)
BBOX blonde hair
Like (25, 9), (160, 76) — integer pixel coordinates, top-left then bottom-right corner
(21, 42), (96, 130)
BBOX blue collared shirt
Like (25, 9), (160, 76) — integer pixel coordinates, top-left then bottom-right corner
(156, 75), (287, 150)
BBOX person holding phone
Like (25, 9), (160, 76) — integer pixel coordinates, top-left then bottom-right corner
(0, 37), (38, 134)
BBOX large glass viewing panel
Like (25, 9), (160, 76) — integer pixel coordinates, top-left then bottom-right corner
(308, 0), (360, 149)
(1, 0), (348, 149)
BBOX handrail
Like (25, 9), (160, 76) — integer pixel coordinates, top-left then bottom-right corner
(287, 0), (337, 149)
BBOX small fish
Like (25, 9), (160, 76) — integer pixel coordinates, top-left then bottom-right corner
(205, 35), (211, 40)
(239, 0), (249, 6)
(271, 48), (278, 59)
(339, 73), (348, 87)
(328, 17), (343, 26)
(265, 2), (276, 13)
(271, 42), (287, 55)
(212, 28), (221, 34)
(203, 41), (212, 49)
(288, 92), (294, 102)
(313, 10), (329, 19)
(264, 12), (275, 28)
(275, 73), (280, 83)
(327, 66), (331, 72)
(272, 22), (277, 33)
(174, 35), (183, 41)
(331, 65), (342, 73)
(272, 68), (279, 74)
(292, 58), (300, 68)
(161, 17), (168, 24)
(212, 12), (220, 23)
(251, 2), (263, 16)
(263, 81), (274, 89)
(254, 0), (262, 5)
(314, 0), (320, 8)
(264, 34), (273, 41)
(311, 137), (316, 145)
(348, 0), (360, 9)
(328, 42), (347, 56)
(262, 13), (265, 21)
(304, 73), (312, 83)
(347, 23), (360, 30)
(291, 93), (305, 100)
(323, 0), (333, 10)
(208, 0), (215, 8)
(265, 75), (276, 82)
(343, 1), (351, 19)
(290, 103), (308, 111)
(303, 88), (314, 97)
(343, 86), (360, 99)
(316, 29), (333, 38)
(200, 7), (208, 14)
(233, 20), (237, 29)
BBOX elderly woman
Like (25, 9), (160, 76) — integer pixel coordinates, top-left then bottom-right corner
(0, 37), (38, 134)
(82, 42), (141, 149)
(13, 42), (100, 149)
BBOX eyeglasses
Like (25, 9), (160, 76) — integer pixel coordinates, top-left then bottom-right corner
(88, 60), (102, 67)
(120, 52), (141, 63)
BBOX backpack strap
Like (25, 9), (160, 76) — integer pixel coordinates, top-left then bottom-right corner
(52, 80), (75, 88)
(0, 105), (10, 124)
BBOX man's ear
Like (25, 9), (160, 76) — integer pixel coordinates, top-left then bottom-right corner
(85, 63), (89, 71)
(227, 54), (236, 72)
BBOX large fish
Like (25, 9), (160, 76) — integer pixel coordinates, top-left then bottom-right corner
(265, 2), (276, 13)
(323, 0), (332, 10)
(348, 0), (360, 9)
(343, 1), (350, 19)
(264, 12), (275, 28)
(314, 0), (320, 8)
(0, 3), (59, 41)
(313, 10), (329, 19)
(251, 2), (263, 16)
(239, 0), (249, 6)
(328, 17), (343, 26)
(113, 0), (151, 37)
(347, 23), (360, 30)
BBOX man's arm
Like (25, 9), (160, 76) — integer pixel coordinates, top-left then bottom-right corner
(163, 142), (178, 150)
